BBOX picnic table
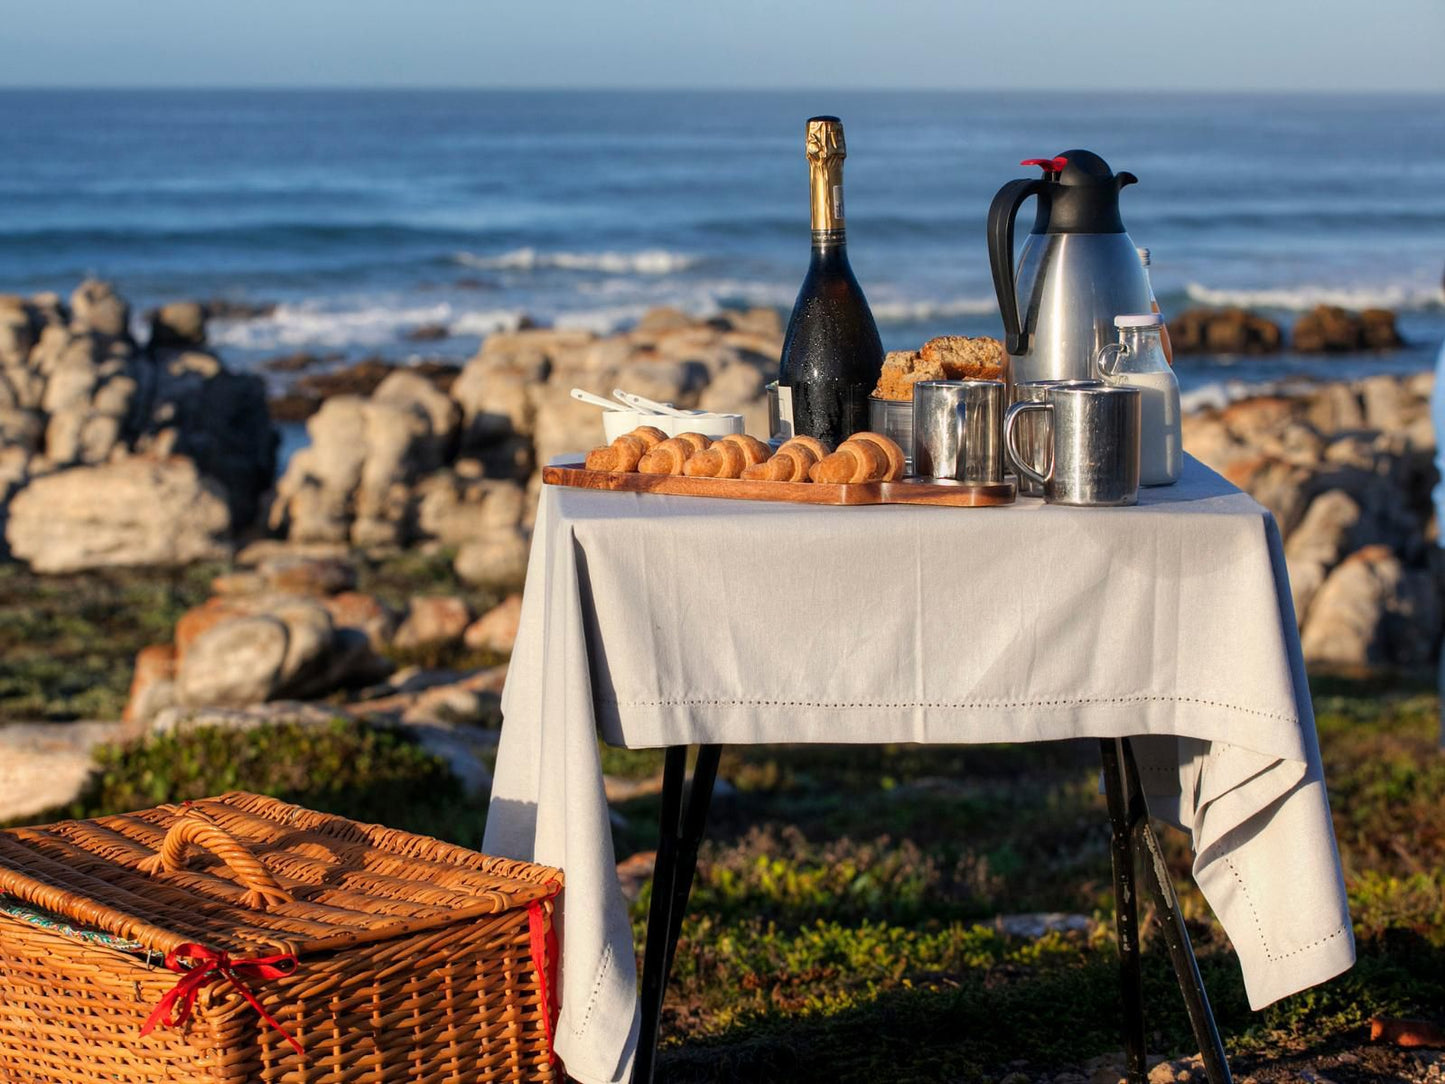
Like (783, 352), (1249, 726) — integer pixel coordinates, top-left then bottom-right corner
(485, 455), (1355, 1084)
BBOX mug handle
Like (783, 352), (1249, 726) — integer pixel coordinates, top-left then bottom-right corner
(1004, 400), (1052, 490)
(1095, 341), (1128, 379)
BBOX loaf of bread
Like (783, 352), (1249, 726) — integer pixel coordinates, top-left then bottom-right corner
(872, 350), (946, 401)
(871, 337), (1006, 400)
(921, 336), (1006, 382)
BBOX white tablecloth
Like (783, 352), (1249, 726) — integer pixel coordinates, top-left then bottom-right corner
(484, 455), (1355, 1084)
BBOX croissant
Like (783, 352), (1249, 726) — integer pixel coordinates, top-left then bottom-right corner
(846, 432), (905, 481)
(810, 440), (888, 484)
(673, 431), (713, 455)
(741, 444), (818, 482)
(682, 439), (747, 478)
(780, 435), (829, 461)
(629, 425), (668, 450)
(717, 433), (771, 466)
(638, 437), (696, 475)
(585, 433), (647, 472)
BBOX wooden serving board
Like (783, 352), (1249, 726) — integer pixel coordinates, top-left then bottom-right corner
(543, 462), (1015, 507)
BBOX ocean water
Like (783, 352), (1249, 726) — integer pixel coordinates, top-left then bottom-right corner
(1, 88), (1441, 399)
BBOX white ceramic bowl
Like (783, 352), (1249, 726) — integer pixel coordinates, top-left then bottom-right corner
(668, 412), (745, 439)
(602, 409), (662, 443)
(602, 410), (745, 442)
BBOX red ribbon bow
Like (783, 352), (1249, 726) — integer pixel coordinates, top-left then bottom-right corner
(528, 881), (563, 1065)
(140, 943), (303, 1058)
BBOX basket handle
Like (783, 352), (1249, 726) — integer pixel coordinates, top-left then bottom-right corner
(137, 815), (293, 912)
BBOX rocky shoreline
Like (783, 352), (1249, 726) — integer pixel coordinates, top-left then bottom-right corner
(0, 280), (1440, 820)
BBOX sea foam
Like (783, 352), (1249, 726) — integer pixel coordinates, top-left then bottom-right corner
(1184, 281), (1444, 312)
(209, 301), (529, 351)
(454, 247), (698, 275)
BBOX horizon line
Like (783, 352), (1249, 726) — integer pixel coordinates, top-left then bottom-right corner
(0, 84), (1441, 96)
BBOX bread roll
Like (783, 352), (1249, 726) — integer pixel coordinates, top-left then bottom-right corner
(629, 425), (668, 449)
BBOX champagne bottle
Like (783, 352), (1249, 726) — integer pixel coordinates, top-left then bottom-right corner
(776, 116), (883, 448)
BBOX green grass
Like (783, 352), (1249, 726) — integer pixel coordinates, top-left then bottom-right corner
(0, 554), (507, 723)
(6, 619), (1442, 1080)
(6, 716), (492, 847)
(0, 562), (220, 721)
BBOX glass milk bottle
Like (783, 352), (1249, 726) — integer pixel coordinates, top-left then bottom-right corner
(1096, 314), (1181, 485)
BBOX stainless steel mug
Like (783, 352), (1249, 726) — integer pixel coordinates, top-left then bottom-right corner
(1003, 384), (1141, 506)
(1010, 379), (1103, 497)
(912, 380), (1005, 484)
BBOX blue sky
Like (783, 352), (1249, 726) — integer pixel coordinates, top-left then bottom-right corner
(3, 0), (1442, 92)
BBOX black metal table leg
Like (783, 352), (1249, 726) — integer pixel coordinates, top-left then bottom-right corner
(633, 745), (722, 1084)
(1101, 739), (1148, 1084)
(1119, 741), (1233, 1084)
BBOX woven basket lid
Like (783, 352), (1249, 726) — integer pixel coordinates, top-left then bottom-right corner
(0, 792), (561, 957)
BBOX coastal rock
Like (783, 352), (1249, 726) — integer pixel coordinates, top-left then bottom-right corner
(0, 302), (37, 367)
(1221, 456), (1313, 537)
(371, 369), (460, 466)
(6, 457), (230, 572)
(0, 719), (136, 825)
(1292, 305), (1404, 353)
(69, 279), (130, 340)
(1169, 307), (1283, 355)
(177, 615), (290, 707)
(131, 559), (395, 719)
(123, 643), (178, 725)
(1300, 545), (1440, 666)
(1285, 490), (1362, 621)
(451, 356), (536, 453)
(322, 591), (397, 650)
(454, 530), (530, 588)
(463, 593), (523, 655)
(393, 595), (473, 649)
(148, 302), (207, 349)
(269, 307), (785, 576)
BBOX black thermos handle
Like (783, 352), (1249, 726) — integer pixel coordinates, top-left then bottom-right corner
(987, 178), (1045, 357)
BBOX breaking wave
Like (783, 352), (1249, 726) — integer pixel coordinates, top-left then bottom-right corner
(453, 247), (698, 275)
(1183, 281), (1444, 312)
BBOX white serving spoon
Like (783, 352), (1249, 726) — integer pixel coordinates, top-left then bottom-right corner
(570, 388), (630, 411)
(612, 389), (694, 417)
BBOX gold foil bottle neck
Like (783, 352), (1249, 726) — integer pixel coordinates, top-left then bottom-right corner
(806, 116), (846, 238)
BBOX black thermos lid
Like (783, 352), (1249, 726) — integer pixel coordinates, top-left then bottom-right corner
(1023, 150), (1138, 234)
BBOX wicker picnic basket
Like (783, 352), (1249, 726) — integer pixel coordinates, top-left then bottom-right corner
(0, 791), (562, 1083)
